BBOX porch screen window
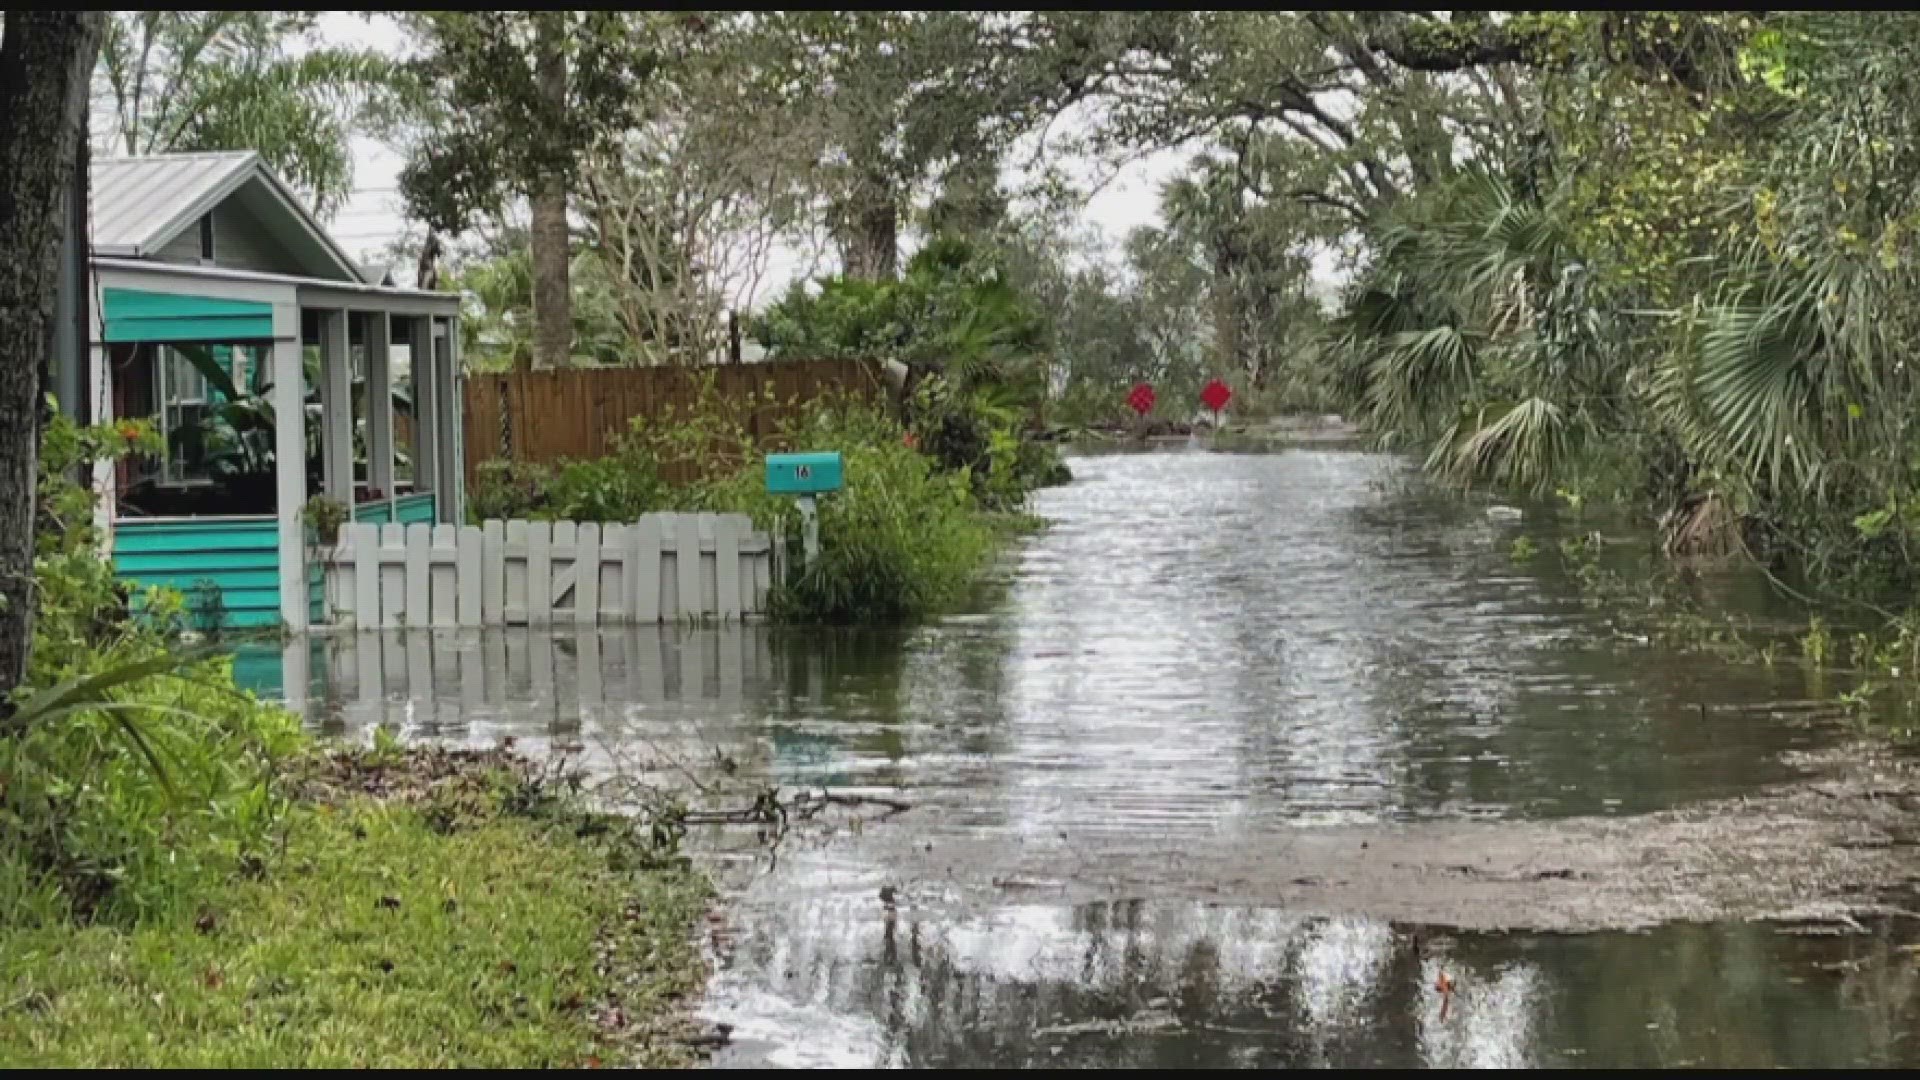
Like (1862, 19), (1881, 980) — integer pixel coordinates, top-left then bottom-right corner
(159, 347), (211, 484)
(157, 346), (253, 485)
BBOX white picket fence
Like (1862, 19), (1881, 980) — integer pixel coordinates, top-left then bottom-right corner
(316, 513), (777, 629)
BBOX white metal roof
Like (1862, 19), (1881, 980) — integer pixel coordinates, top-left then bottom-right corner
(89, 151), (363, 283)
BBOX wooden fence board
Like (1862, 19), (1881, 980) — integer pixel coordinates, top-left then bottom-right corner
(460, 359), (886, 488)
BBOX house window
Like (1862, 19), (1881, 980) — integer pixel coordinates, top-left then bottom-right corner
(157, 346), (213, 485)
(199, 214), (215, 263)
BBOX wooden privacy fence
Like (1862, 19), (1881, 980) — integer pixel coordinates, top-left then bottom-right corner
(316, 513), (777, 629)
(463, 358), (886, 486)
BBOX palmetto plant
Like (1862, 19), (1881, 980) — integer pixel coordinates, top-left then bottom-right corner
(1333, 168), (1627, 496)
(96, 12), (400, 214)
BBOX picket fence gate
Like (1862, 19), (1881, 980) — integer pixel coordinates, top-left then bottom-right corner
(316, 513), (778, 629)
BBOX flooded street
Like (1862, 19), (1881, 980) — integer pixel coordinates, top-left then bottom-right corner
(295, 449), (1920, 1068)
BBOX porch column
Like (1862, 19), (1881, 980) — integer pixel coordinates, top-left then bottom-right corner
(318, 308), (353, 504)
(434, 318), (460, 524)
(273, 303), (308, 632)
(408, 315), (438, 506)
(365, 311), (396, 511)
(448, 315), (466, 524)
(88, 342), (113, 552)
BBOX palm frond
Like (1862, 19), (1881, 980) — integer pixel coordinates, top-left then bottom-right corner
(1446, 396), (1574, 494)
(1692, 295), (1823, 489)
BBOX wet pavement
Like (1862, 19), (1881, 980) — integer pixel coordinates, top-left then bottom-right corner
(292, 448), (1920, 1068)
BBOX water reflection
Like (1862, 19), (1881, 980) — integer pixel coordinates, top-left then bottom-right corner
(705, 894), (1920, 1069)
(281, 448), (1911, 1068)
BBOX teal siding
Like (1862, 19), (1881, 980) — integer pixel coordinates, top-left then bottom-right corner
(102, 288), (273, 344)
(352, 493), (436, 526)
(309, 560), (325, 628)
(113, 517), (282, 629)
(396, 493), (436, 524)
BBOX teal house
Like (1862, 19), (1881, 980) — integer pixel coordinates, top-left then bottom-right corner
(84, 152), (465, 630)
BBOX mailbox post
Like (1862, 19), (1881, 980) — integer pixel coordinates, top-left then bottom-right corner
(764, 451), (844, 568)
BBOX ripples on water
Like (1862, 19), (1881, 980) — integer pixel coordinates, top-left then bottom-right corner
(295, 447), (1920, 1068)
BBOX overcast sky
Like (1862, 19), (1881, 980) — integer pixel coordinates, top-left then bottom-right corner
(314, 13), (1192, 304)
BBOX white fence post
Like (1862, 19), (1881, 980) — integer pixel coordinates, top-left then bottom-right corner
(317, 511), (773, 628)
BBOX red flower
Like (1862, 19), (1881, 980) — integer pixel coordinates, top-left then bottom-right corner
(902, 431), (919, 450)
(117, 422), (144, 444)
(1200, 378), (1233, 414)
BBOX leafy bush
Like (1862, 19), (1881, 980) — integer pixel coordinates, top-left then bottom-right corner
(547, 455), (664, 521)
(468, 459), (551, 521)
(683, 398), (996, 623)
(777, 438), (991, 623)
(907, 376), (1070, 510)
(755, 234), (1046, 391)
(3, 407), (302, 926)
(2, 639), (303, 925)
(467, 452), (664, 523)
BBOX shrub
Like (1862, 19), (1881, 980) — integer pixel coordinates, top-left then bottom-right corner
(468, 459), (552, 521)
(468, 453), (664, 524)
(693, 399), (996, 623)
(4, 408), (302, 925)
(774, 439), (992, 624)
(1, 641), (303, 925)
(545, 454), (664, 522)
(905, 376), (1070, 511)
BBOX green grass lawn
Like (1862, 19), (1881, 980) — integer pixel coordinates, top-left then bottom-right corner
(0, 758), (709, 1068)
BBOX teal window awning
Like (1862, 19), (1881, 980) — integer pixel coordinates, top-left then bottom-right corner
(103, 287), (273, 344)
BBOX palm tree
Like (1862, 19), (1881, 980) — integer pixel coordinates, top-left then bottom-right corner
(94, 12), (399, 216)
(1333, 168), (1626, 495)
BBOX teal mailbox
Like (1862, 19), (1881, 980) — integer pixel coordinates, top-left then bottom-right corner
(765, 451), (844, 495)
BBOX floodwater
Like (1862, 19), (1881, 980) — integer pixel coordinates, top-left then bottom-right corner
(291, 448), (1920, 1069)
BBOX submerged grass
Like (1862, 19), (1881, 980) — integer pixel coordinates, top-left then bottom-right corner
(0, 747), (709, 1068)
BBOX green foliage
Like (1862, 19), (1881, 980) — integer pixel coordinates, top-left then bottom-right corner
(1509, 535), (1539, 564)
(907, 375), (1065, 511)
(96, 12), (402, 214)
(452, 241), (636, 371)
(756, 235), (1047, 390)
(5, 409), (301, 926)
(300, 496), (348, 546)
(0, 765), (707, 1067)
(32, 408), (158, 661)
(468, 454), (665, 525)
(396, 12), (666, 233)
(714, 400), (997, 625)
(1, 645), (303, 926)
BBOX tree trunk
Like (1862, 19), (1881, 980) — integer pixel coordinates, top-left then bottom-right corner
(0, 12), (104, 707)
(414, 229), (443, 292)
(837, 173), (898, 280)
(529, 13), (572, 371)
(1211, 246), (1242, 383)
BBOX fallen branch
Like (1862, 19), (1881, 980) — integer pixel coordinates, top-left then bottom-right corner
(682, 788), (913, 826)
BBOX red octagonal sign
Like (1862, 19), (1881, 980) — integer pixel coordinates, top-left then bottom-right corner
(1201, 378), (1233, 414)
(1128, 382), (1156, 417)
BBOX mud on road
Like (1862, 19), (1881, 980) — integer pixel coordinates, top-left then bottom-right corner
(845, 743), (1920, 934)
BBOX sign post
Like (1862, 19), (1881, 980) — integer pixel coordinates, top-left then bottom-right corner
(1200, 378), (1233, 427)
(1128, 383), (1156, 441)
(765, 451), (844, 569)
